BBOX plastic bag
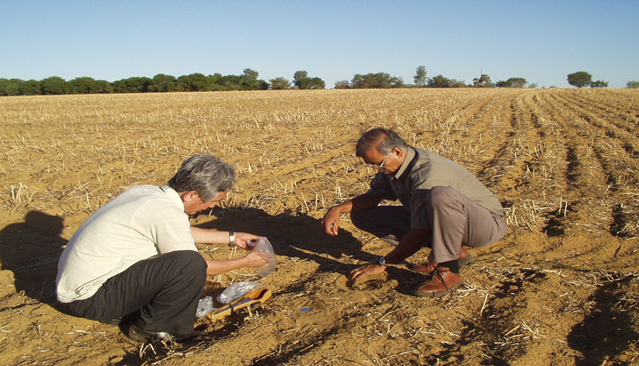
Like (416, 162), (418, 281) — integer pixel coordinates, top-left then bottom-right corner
(252, 237), (276, 278)
(196, 296), (217, 318)
(216, 281), (263, 305)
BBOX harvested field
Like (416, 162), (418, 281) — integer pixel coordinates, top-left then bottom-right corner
(0, 88), (638, 365)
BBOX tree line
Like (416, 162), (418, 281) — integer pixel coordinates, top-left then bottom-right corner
(0, 69), (326, 96)
(1, 67), (636, 96)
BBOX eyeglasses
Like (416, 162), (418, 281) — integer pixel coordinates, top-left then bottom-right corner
(365, 156), (388, 170)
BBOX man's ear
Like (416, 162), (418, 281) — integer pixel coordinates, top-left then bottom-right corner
(180, 190), (199, 203)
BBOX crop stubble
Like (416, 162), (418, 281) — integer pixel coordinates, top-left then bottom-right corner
(0, 89), (637, 365)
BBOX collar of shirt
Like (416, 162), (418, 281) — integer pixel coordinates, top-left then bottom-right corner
(159, 184), (185, 211)
(392, 147), (416, 179)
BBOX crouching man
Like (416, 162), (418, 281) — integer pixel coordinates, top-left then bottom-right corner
(322, 128), (507, 297)
(56, 153), (269, 342)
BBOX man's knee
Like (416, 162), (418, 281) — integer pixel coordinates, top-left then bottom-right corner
(164, 250), (207, 277)
(428, 186), (461, 207)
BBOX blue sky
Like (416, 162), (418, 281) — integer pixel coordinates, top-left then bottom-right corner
(1, 1), (637, 88)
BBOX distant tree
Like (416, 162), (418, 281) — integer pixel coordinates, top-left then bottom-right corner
(334, 80), (350, 89)
(391, 76), (404, 88)
(20, 79), (41, 95)
(206, 73), (225, 91)
(293, 70), (308, 88)
(291, 70), (325, 90)
(351, 74), (367, 88)
(94, 80), (113, 93)
(567, 71), (592, 88)
(218, 74), (242, 90)
(112, 77), (151, 93)
(350, 72), (403, 89)
(427, 75), (449, 88)
(176, 73), (209, 91)
(372, 73), (393, 88)
(473, 74), (494, 88)
(414, 66), (428, 87)
(240, 68), (268, 90)
(70, 77), (99, 94)
(41, 76), (70, 95)
(496, 77), (528, 88)
(241, 68), (257, 89)
(589, 80), (608, 88)
(242, 68), (259, 81)
(0, 78), (24, 95)
(298, 77), (325, 90)
(428, 75), (466, 88)
(627, 81), (639, 89)
(254, 79), (270, 90)
(148, 74), (177, 92)
(269, 77), (291, 90)
(0, 79), (9, 95)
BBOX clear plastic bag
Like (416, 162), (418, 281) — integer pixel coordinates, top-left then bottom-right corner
(196, 296), (217, 318)
(252, 237), (276, 278)
(216, 281), (263, 305)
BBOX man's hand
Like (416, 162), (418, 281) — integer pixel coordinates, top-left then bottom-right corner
(321, 207), (342, 236)
(322, 195), (382, 236)
(243, 251), (271, 268)
(349, 263), (387, 281)
(232, 232), (261, 249)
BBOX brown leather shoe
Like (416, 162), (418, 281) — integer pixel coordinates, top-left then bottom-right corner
(414, 267), (463, 297)
(411, 248), (474, 273)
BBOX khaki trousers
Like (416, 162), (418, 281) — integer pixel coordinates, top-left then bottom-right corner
(351, 186), (507, 263)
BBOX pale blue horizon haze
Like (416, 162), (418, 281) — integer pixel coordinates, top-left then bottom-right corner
(1, 1), (638, 88)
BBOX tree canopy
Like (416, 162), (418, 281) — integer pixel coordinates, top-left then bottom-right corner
(414, 66), (428, 87)
(567, 71), (609, 88)
(427, 75), (467, 88)
(7, 66), (611, 95)
(292, 71), (325, 90)
(473, 74), (494, 88)
(567, 71), (593, 88)
(496, 77), (528, 88)
(348, 73), (404, 89)
(269, 77), (291, 90)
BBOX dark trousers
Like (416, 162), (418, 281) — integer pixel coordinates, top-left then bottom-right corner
(65, 250), (207, 335)
(351, 186), (507, 263)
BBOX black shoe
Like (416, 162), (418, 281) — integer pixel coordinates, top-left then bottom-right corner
(126, 324), (200, 343)
(127, 324), (172, 343)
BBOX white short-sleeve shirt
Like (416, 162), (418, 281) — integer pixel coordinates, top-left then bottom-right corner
(56, 185), (196, 303)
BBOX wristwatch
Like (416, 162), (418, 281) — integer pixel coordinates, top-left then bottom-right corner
(378, 256), (388, 266)
(228, 231), (236, 247)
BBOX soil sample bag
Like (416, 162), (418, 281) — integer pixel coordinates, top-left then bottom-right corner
(252, 237), (276, 278)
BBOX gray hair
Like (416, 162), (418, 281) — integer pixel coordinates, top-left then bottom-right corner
(356, 128), (409, 157)
(168, 153), (236, 201)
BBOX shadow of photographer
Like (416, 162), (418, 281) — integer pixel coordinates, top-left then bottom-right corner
(0, 211), (68, 307)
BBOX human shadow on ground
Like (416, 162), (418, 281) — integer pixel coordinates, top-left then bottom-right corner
(0, 211), (68, 308)
(567, 274), (639, 366)
(196, 206), (430, 296)
(196, 207), (380, 277)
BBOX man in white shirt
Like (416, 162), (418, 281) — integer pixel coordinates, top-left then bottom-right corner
(56, 153), (270, 342)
